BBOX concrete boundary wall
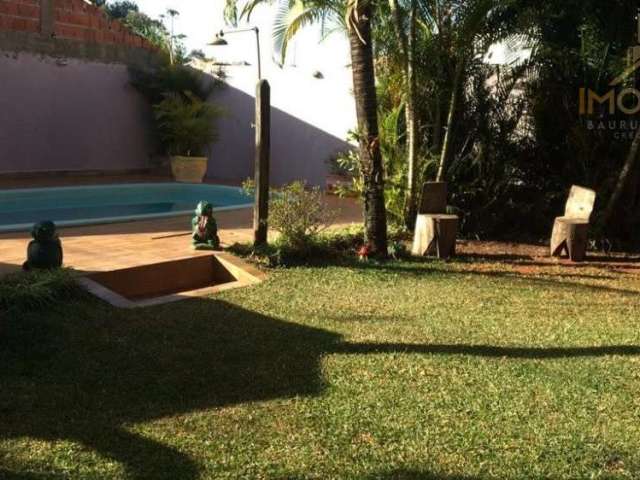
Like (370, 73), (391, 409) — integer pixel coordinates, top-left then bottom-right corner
(0, 2), (348, 187)
(0, 51), (155, 174)
(207, 82), (348, 187)
(0, 2), (161, 175)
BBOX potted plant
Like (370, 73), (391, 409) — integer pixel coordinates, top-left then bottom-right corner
(154, 92), (220, 183)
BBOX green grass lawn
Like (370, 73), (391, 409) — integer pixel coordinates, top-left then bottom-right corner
(1, 256), (640, 479)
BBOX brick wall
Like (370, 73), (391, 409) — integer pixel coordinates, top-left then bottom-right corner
(0, 0), (40, 33)
(0, 0), (155, 50)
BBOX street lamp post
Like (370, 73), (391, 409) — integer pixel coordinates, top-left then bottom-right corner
(209, 27), (262, 80)
(209, 26), (270, 247)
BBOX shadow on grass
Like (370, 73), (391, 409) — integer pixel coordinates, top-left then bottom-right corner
(2, 295), (640, 479)
(0, 298), (340, 480)
(343, 258), (640, 296)
(455, 252), (540, 263)
(456, 252), (640, 272)
(0, 471), (68, 480)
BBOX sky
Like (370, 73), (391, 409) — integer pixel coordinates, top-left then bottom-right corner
(117, 1), (532, 143)
(128, 0), (356, 141)
(131, 0), (350, 74)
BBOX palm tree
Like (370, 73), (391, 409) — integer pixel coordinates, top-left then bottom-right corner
(267, 0), (417, 230)
(346, 1), (388, 255)
(166, 8), (180, 64)
(242, 0), (344, 66)
(432, 0), (501, 182)
(388, 0), (419, 228)
(225, 0), (388, 255)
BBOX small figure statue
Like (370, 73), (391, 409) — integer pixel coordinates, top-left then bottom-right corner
(192, 201), (221, 250)
(22, 221), (63, 271)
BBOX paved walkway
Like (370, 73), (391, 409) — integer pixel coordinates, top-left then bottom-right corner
(0, 177), (362, 276)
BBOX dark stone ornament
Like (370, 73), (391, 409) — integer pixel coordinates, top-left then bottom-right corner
(192, 201), (221, 250)
(22, 221), (63, 271)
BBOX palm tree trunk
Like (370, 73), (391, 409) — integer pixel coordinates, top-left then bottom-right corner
(405, 1), (419, 228)
(348, 2), (388, 256)
(390, 0), (419, 229)
(436, 57), (464, 182)
(433, 96), (442, 153)
(389, 0), (408, 60)
(602, 125), (640, 229)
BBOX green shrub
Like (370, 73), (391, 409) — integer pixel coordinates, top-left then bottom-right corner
(271, 182), (336, 247)
(129, 64), (216, 105)
(228, 236), (349, 268)
(130, 64), (222, 158)
(0, 269), (83, 316)
(226, 225), (410, 267)
(243, 180), (336, 249)
(332, 114), (419, 229)
(154, 93), (221, 156)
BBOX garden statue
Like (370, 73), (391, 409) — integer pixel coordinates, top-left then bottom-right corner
(22, 221), (63, 271)
(192, 201), (221, 250)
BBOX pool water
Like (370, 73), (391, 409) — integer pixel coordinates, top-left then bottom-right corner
(0, 183), (253, 232)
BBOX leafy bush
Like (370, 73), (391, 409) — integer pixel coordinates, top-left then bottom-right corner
(271, 182), (335, 247)
(228, 230), (359, 268)
(129, 64), (216, 105)
(154, 93), (221, 156)
(130, 64), (222, 158)
(244, 180), (336, 248)
(332, 107), (423, 229)
(227, 225), (410, 268)
(0, 269), (83, 316)
(122, 11), (171, 55)
(104, 0), (138, 19)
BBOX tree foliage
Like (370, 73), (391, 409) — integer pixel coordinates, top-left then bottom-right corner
(104, 0), (138, 19)
(367, 0), (640, 247)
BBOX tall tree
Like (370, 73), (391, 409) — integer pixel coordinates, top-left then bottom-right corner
(226, 0), (388, 255)
(165, 8), (180, 65)
(123, 11), (171, 52)
(602, 127), (640, 229)
(389, 0), (420, 228)
(104, 1), (138, 20)
(434, 0), (502, 182)
(346, 0), (388, 254)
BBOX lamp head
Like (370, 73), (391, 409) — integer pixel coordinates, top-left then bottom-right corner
(209, 31), (228, 46)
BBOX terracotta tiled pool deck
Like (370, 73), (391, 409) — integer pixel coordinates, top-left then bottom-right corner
(0, 176), (362, 277)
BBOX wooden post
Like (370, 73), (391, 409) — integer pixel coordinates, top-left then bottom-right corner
(253, 79), (271, 247)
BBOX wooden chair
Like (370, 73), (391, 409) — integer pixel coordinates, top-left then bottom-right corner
(412, 182), (458, 259)
(550, 185), (596, 262)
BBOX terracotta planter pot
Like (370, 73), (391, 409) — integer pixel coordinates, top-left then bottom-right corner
(170, 156), (208, 183)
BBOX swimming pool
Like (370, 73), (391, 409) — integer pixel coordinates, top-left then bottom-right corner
(0, 183), (254, 233)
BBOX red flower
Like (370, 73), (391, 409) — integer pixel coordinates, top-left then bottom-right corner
(358, 244), (371, 260)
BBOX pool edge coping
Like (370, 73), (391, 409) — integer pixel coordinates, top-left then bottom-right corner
(0, 182), (253, 233)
